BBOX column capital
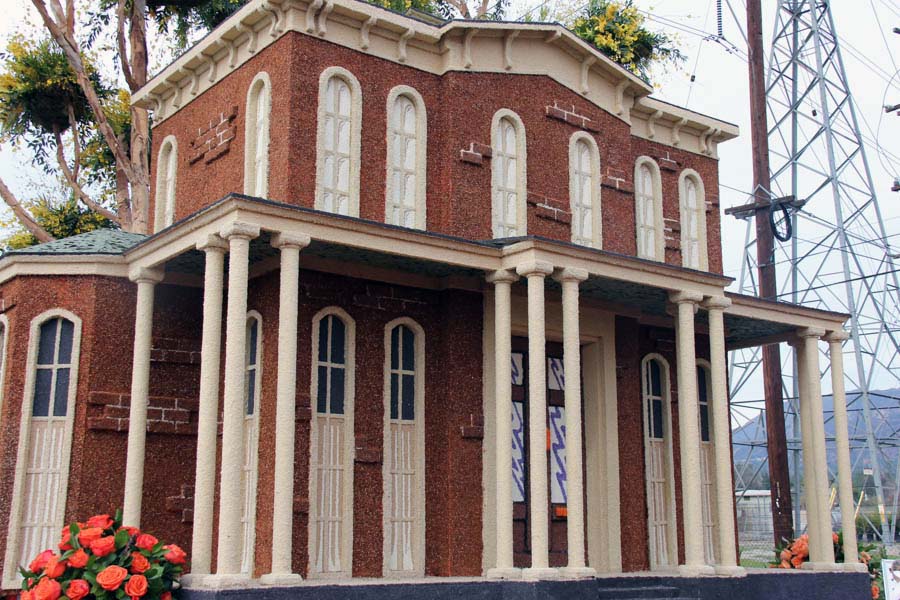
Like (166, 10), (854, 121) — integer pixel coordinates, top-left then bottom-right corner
(515, 260), (554, 278)
(196, 234), (228, 253)
(220, 221), (261, 241)
(271, 232), (311, 250)
(797, 326), (827, 340)
(669, 290), (704, 305)
(552, 267), (589, 284)
(823, 330), (850, 343)
(128, 267), (164, 284)
(486, 269), (518, 285)
(702, 295), (732, 310)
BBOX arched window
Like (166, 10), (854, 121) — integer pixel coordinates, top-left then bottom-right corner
(308, 308), (355, 578)
(386, 87), (427, 229)
(240, 312), (263, 575)
(154, 136), (178, 231)
(491, 110), (527, 238)
(316, 68), (362, 217)
(679, 170), (708, 270)
(696, 360), (718, 564)
(244, 73), (271, 197)
(382, 319), (425, 577)
(569, 132), (602, 248)
(634, 157), (663, 261)
(641, 354), (677, 570)
(3, 311), (81, 588)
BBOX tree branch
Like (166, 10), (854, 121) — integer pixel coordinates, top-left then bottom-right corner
(0, 177), (55, 244)
(67, 104), (81, 181)
(116, 0), (137, 90)
(53, 130), (121, 224)
(445, 0), (471, 18)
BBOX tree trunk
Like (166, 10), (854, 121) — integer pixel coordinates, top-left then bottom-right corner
(0, 178), (54, 243)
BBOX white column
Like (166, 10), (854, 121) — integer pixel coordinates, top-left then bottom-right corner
(261, 233), (310, 585)
(554, 268), (594, 579)
(793, 336), (822, 564)
(216, 222), (260, 577)
(486, 269), (520, 579)
(670, 291), (714, 575)
(702, 297), (745, 576)
(516, 260), (557, 580)
(191, 235), (228, 577)
(123, 267), (164, 527)
(824, 331), (867, 572)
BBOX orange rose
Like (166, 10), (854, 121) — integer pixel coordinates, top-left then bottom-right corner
(77, 527), (103, 547)
(779, 559), (791, 569)
(135, 534), (158, 551)
(86, 515), (113, 530)
(33, 577), (61, 600)
(779, 548), (791, 561)
(790, 555), (804, 569)
(124, 574), (148, 599)
(68, 549), (89, 569)
(96, 565), (128, 591)
(872, 584), (880, 599)
(58, 528), (72, 552)
(28, 550), (54, 574)
(162, 544), (186, 565)
(43, 555), (66, 579)
(21, 590), (34, 600)
(118, 526), (140, 537)
(65, 579), (90, 600)
(90, 536), (117, 557)
(130, 552), (150, 574)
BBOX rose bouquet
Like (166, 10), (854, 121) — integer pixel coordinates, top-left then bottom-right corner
(18, 510), (186, 600)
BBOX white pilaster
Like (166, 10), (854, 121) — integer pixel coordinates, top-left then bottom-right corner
(554, 268), (594, 579)
(262, 232), (311, 585)
(670, 291), (714, 575)
(516, 260), (557, 580)
(123, 267), (164, 528)
(702, 297), (745, 576)
(191, 235), (228, 576)
(216, 222), (260, 577)
(485, 269), (520, 580)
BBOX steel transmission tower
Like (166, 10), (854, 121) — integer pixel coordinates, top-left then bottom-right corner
(729, 0), (900, 544)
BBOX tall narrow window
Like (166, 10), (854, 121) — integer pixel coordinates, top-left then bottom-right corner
(309, 309), (355, 578)
(635, 157), (663, 261)
(697, 361), (718, 564)
(386, 87), (427, 230)
(4, 312), (81, 588)
(316, 68), (361, 217)
(641, 354), (677, 570)
(244, 73), (271, 197)
(240, 313), (262, 575)
(680, 171), (708, 270)
(154, 136), (178, 231)
(383, 320), (425, 577)
(569, 133), (602, 248)
(491, 110), (527, 238)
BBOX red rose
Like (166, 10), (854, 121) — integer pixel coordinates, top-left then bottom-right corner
(33, 578), (61, 600)
(134, 534), (158, 551)
(118, 526), (140, 537)
(161, 593), (172, 600)
(65, 579), (89, 600)
(86, 515), (113, 530)
(124, 574), (148, 599)
(58, 528), (72, 552)
(43, 555), (66, 579)
(97, 565), (128, 591)
(130, 552), (150, 574)
(77, 527), (103, 547)
(90, 536), (117, 557)
(162, 544), (186, 565)
(28, 550), (53, 574)
(68, 549), (89, 569)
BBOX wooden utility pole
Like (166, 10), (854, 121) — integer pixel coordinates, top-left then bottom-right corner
(746, 0), (795, 545)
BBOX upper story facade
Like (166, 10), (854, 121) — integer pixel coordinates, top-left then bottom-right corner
(137, 0), (739, 275)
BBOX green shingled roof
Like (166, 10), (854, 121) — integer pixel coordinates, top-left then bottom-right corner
(4, 229), (148, 256)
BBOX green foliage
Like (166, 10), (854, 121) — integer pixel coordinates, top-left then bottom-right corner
(146, 0), (249, 49)
(2, 197), (116, 251)
(367, 0), (456, 20)
(569, 0), (684, 82)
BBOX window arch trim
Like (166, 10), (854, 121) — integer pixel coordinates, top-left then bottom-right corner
(385, 85), (428, 230)
(315, 67), (363, 218)
(634, 156), (664, 261)
(244, 72), (272, 198)
(568, 131), (602, 248)
(3, 309), (82, 588)
(490, 109), (528, 238)
(0, 314), (11, 426)
(678, 169), (709, 271)
(154, 135), (178, 232)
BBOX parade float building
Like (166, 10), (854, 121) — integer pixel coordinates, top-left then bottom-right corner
(0, 0), (872, 597)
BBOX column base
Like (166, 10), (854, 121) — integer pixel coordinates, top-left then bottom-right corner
(840, 562), (870, 573)
(259, 573), (304, 586)
(558, 566), (597, 579)
(677, 564), (717, 577)
(181, 574), (255, 590)
(800, 562), (843, 572)
(713, 565), (747, 577)
(522, 567), (560, 580)
(485, 567), (522, 580)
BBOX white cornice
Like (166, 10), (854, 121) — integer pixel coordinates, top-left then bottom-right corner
(0, 254), (129, 285)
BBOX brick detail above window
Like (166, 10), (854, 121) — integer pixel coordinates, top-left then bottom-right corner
(87, 392), (199, 435)
(545, 102), (600, 133)
(189, 105), (238, 165)
(151, 336), (201, 365)
(601, 167), (634, 194)
(165, 484), (194, 524)
(528, 192), (571, 224)
(658, 156), (679, 172)
(459, 142), (492, 165)
(664, 217), (681, 251)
